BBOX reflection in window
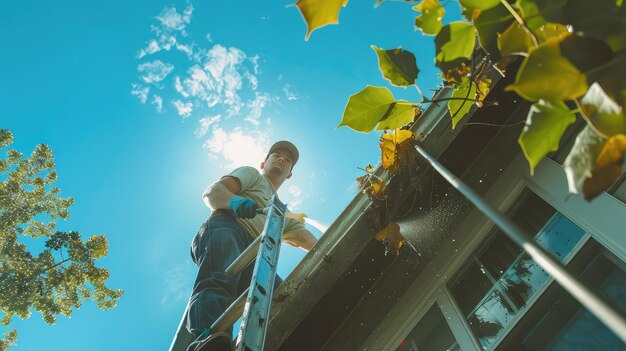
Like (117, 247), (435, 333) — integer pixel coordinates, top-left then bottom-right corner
(500, 242), (626, 350)
(396, 304), (459, 351)
(449, 191), (586, 349)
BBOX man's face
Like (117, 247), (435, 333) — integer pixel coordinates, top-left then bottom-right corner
(261, 148), (294, 180)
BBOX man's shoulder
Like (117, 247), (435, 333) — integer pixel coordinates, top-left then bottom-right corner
(234, 165), (260, 173)
(224, 166), (262, 190)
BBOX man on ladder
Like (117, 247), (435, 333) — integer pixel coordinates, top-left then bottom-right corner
(187, 141), (318, 351)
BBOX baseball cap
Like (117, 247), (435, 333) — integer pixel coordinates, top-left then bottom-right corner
(267, 140), (299, 166)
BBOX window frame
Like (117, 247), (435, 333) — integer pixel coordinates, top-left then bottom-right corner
(361, 153), (626, 351)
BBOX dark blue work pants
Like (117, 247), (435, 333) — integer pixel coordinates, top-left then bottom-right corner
(186, 211), (281, 340)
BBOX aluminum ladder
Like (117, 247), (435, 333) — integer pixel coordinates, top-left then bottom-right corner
(169, 195), (287, 351)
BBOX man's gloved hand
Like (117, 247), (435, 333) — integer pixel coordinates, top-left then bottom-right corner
(229, 197), (258, 219)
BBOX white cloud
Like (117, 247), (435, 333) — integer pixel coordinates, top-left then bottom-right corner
(194, 115), (221, 138)
(138, 60), (174, 84)
(204, 45), (245, 95)
(285, 185), (304, 210)
(203, 128), (270, 169)
(132, 5), (275, 128)
(244, 69), (258, 90)
(152, 95), (163, 113)
(137, 5), (194, 59)
(244, 93), (269, 126)
(161, 261), (195, 307)
(283, 84), (300, 101)
(176, 42), (194, 57)
(137, 39), (161, 59)
(131, 83), (149, 103)
(249, 55), (260, 75)
(175, 44), (256, 115)
(173, 100), (193, 118)
(156, 5), (193, 32)
(174, 76), (189, 98)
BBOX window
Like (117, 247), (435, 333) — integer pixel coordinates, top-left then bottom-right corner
(449, 191), (586, 349)
(395, 304), (459, 351)
(499, 240), (626, 350)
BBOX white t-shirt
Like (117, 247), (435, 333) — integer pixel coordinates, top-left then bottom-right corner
(223, 166), (305, 241)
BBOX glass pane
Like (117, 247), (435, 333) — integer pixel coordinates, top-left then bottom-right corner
(479, 234), (520, 280)
(451, 262), (494, 316)
(449, 191), (586, 350)
(396, 304), (458, 351)
(520, 249), (626, 350)
(467, 290), (513, 349)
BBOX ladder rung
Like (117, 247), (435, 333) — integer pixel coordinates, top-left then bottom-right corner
(225, 235), (262, 276)
(211, 287), (249, 333)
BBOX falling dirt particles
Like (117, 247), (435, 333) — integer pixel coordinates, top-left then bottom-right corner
(396, 190), (472, 261)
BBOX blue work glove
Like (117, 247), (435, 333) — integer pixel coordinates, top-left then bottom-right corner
(229, 197), (258, 219)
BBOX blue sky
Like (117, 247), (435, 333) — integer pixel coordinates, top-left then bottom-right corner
(1, 1), (460, 349)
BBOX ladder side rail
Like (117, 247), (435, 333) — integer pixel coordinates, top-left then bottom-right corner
(236, 195), (286, 351)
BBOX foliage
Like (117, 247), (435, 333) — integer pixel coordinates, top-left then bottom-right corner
(374, 222), (405, 256)
(0, 130), (123, 350)
(413, 0), (445, 36)
(337, 86), (418, 132)
(294, 0), (349, 40)
(293, 0), (626, 201)
(380, 129), (414, 173)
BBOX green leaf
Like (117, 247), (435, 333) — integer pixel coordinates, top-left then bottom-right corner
(449, 77), (477, 129)
(435, 22), (476, 64)
(459, 0), (501, 10)
(518, 100), (576, 174)
(516, 0), (547, 30)
(0, 130), (13, 150)
(577, 83), (626, 137)
(506, 39), (588, 101)
(596, 54), (626, 106)
(559, 35), (613, 75)
(498, 22), (535, 57)
(474, 4), (513, 60)
(371, 46), (419, 87)
(498, 21), (570, 57)
(294, 0), (349, 40)
(534, 22), (569, 43)
(413, 0), (445, 36)
(377, 101), (416, 130)
(339, 86), (395, 133)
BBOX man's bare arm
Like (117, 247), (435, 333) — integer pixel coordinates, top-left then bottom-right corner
(202, 177), (241, 210)
(283, 229), (318, 251)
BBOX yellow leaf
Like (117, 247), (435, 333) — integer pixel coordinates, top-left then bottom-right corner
(380, 129), (413, 172)
(476, 77), (491, 107)
(441, 62), (471, 84)
(357, 173), (385, 199)
(374, 222), (405, 255)
(596, 134), (626, 168)
(413, 0), (445, 36)
(581, 134), (626, 200)
(294, 0), (349, 41)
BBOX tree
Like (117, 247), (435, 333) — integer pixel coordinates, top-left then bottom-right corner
(0, 129), (123, 350)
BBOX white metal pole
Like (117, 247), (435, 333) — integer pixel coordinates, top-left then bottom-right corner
(414, 144), (626, 343)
